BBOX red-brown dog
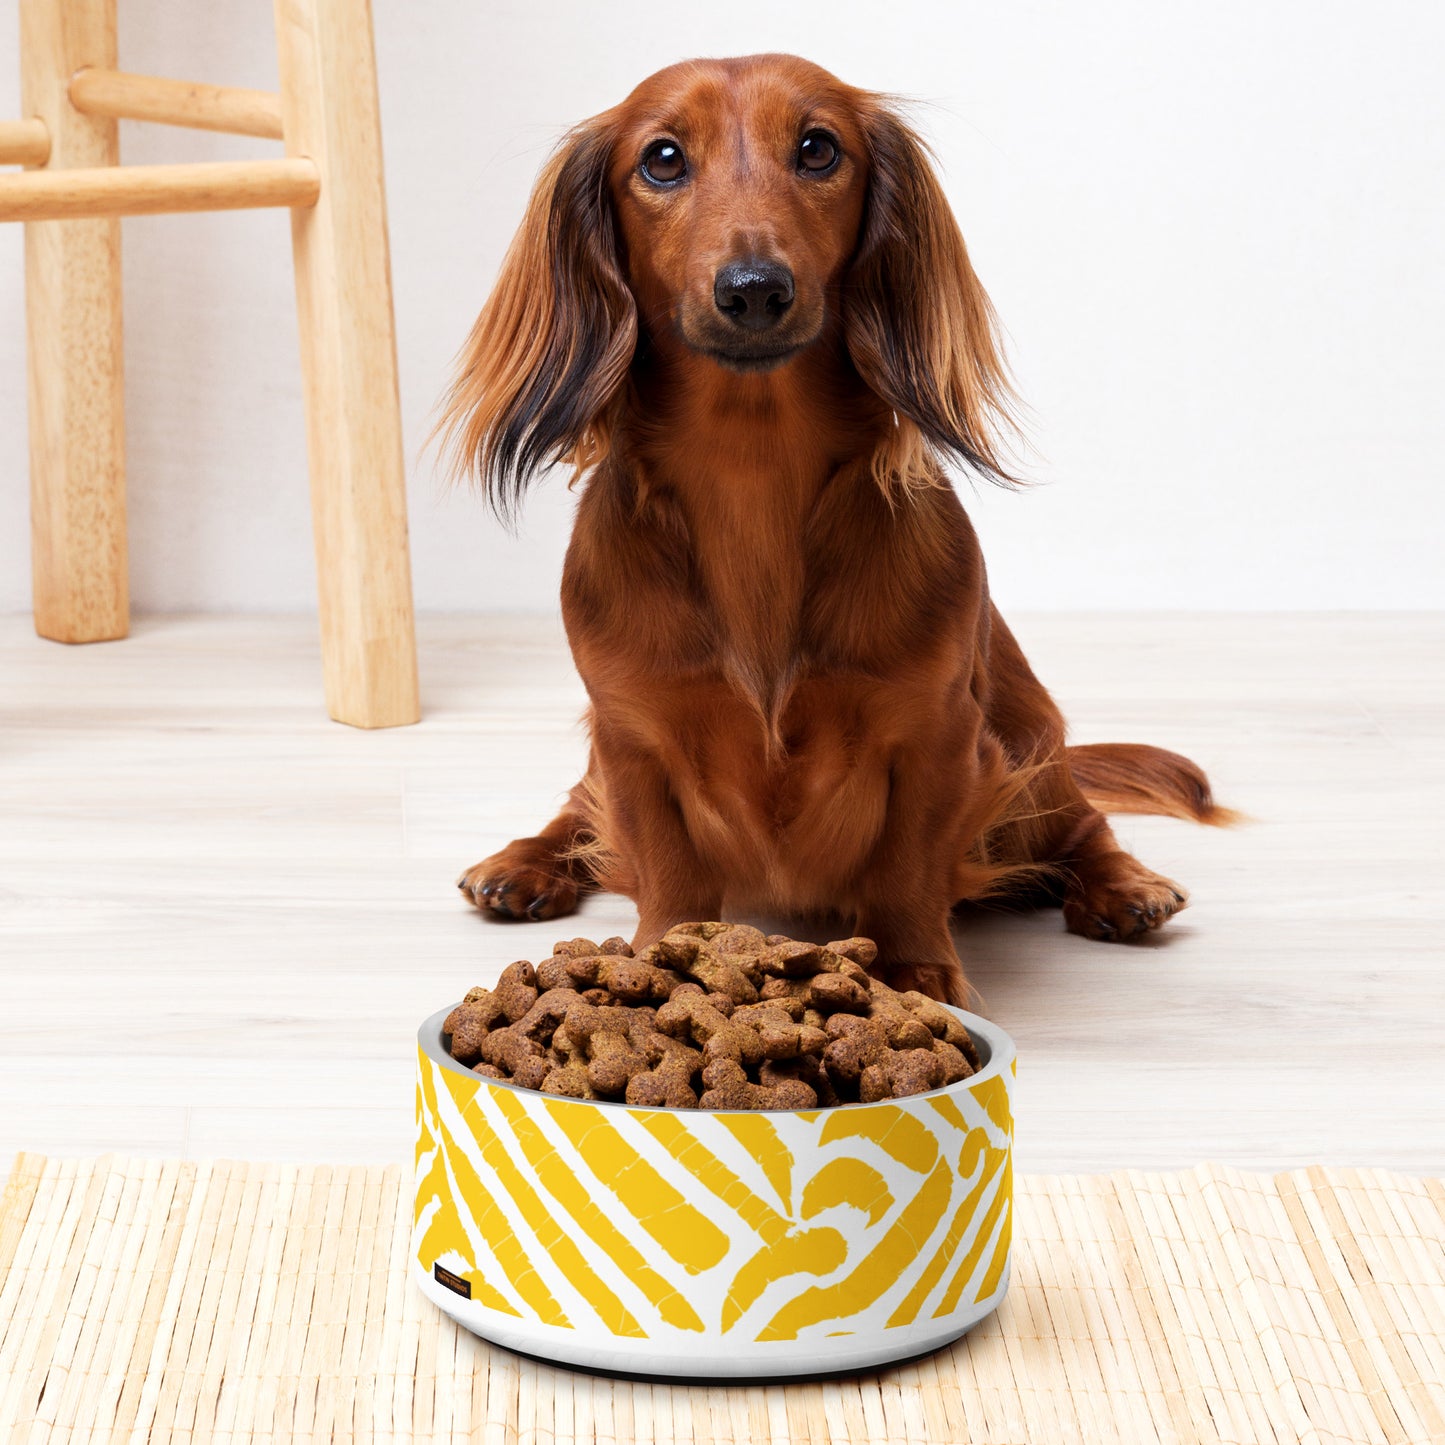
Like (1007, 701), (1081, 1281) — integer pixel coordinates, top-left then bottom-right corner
(443, 54), (1232, 1005)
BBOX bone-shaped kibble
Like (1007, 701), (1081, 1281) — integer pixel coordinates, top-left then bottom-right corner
(443, 994), (505, 1063)
(540, 1061), (597, 1099)
(859, 1047), (946, 1101)
(863, 979), (938, 1051)
(825, 937), (879, 969)
(730, 1000), (797, 1026)
(737, 993), (805, 1022)
(708, 923), (768, 955)
(655, 992), (731, 1043)
(629, 1020), (694, 1065)
(667, 982), (736, 1016)
(704, 924), (770, 983)
(758, 976), (809, 1004)
(645, 936), (759, 1003)
(807, 973), (870, 1014)
(932, 1039), (975, 1085)
(564, 953), (677, 1003)
(760, 1054), (838, 1107)
(898, 990), (979, 1064)
(479, 1026), (551, 1090)
(560, 998), (637, 1039)
(656, 993), (765, 1069)
(821, 1014), (890, 1083)
(534, 954), (580, 992)
(494, 960), (540, 1022)
(550, 1021), (583, 1062)
(625, 1047), (701, 1108)
(729, 1001), (827, 1060)
(564, 1000), (649, 1097)
(662, 922), (733, 943)
(756, 940), (839, 977)
(699, 1058), (817, 1110)
(551, 937), (601, 958)
(513, 989), (579, 1045)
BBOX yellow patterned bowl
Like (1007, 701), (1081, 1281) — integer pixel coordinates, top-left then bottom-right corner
(412, 1004), (1015, 1378)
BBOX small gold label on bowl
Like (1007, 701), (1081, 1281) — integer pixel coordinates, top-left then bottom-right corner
(433, 1264), (471, 1299)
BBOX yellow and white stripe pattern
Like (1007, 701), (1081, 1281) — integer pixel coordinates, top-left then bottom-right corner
(412, 1033), (1014, 1354)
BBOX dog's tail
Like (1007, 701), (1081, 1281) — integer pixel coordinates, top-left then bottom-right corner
(1065, 743), (1241, 826)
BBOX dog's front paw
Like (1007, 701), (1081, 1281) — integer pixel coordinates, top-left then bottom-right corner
(1063, 852), (1187, 942)
(457, 846), (580, 922)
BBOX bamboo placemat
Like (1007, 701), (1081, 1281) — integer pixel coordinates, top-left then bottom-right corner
(1, 1156), (1442, 1443)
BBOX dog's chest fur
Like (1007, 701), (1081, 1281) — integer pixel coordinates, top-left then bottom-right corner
(564, 450), (985, 903)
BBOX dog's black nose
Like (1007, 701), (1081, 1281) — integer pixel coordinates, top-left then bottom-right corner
(713, 259), (794, 330)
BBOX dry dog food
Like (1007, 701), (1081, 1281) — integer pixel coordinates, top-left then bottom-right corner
(442, 922), (980, 1111)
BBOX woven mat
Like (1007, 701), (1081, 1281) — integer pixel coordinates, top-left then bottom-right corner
(2, 1156), (1443, 1444)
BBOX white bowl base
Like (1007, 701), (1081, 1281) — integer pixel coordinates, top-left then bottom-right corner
(412, 1258), (1010, 1380)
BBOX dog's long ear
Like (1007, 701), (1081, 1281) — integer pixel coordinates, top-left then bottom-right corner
(438, 118), (637, 523)
(846, 103), (1018, 490)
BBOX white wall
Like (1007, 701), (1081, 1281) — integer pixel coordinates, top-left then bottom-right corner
(2, 0), (1441, 613)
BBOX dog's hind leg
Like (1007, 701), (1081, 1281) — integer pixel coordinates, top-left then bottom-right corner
(457, 771), (601, 921)
(982, 765), (1193, 943)
(973, 609), (1207, 942)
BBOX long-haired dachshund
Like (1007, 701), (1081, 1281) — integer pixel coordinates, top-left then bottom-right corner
(443, 54), (1232, 1005)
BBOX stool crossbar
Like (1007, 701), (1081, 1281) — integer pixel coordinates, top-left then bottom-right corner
(1, 0), (420, 729)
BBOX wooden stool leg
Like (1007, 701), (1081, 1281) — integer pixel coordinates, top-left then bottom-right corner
(21, 0), (127, 643)
(273, 0), (420, 728)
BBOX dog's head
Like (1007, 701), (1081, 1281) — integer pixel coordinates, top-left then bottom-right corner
(607, 56), (868, 377)
(440, 54), (1015, 520)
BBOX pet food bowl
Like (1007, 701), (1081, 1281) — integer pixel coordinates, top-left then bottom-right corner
(412, 1004), (1015, 1379)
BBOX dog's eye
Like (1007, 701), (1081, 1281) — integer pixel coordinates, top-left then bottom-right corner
(640, 140), (686, 185)
(798, 130), (839, 174)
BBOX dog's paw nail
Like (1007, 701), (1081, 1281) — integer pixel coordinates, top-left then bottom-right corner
(1090, 915), (1115, 938)
(1170, 890), (1185, 904)
(526, 893), (552, 919)
(480, 882), (497, 900)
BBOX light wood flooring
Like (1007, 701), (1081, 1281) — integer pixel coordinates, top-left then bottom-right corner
(1, 613), (1441, 1173)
